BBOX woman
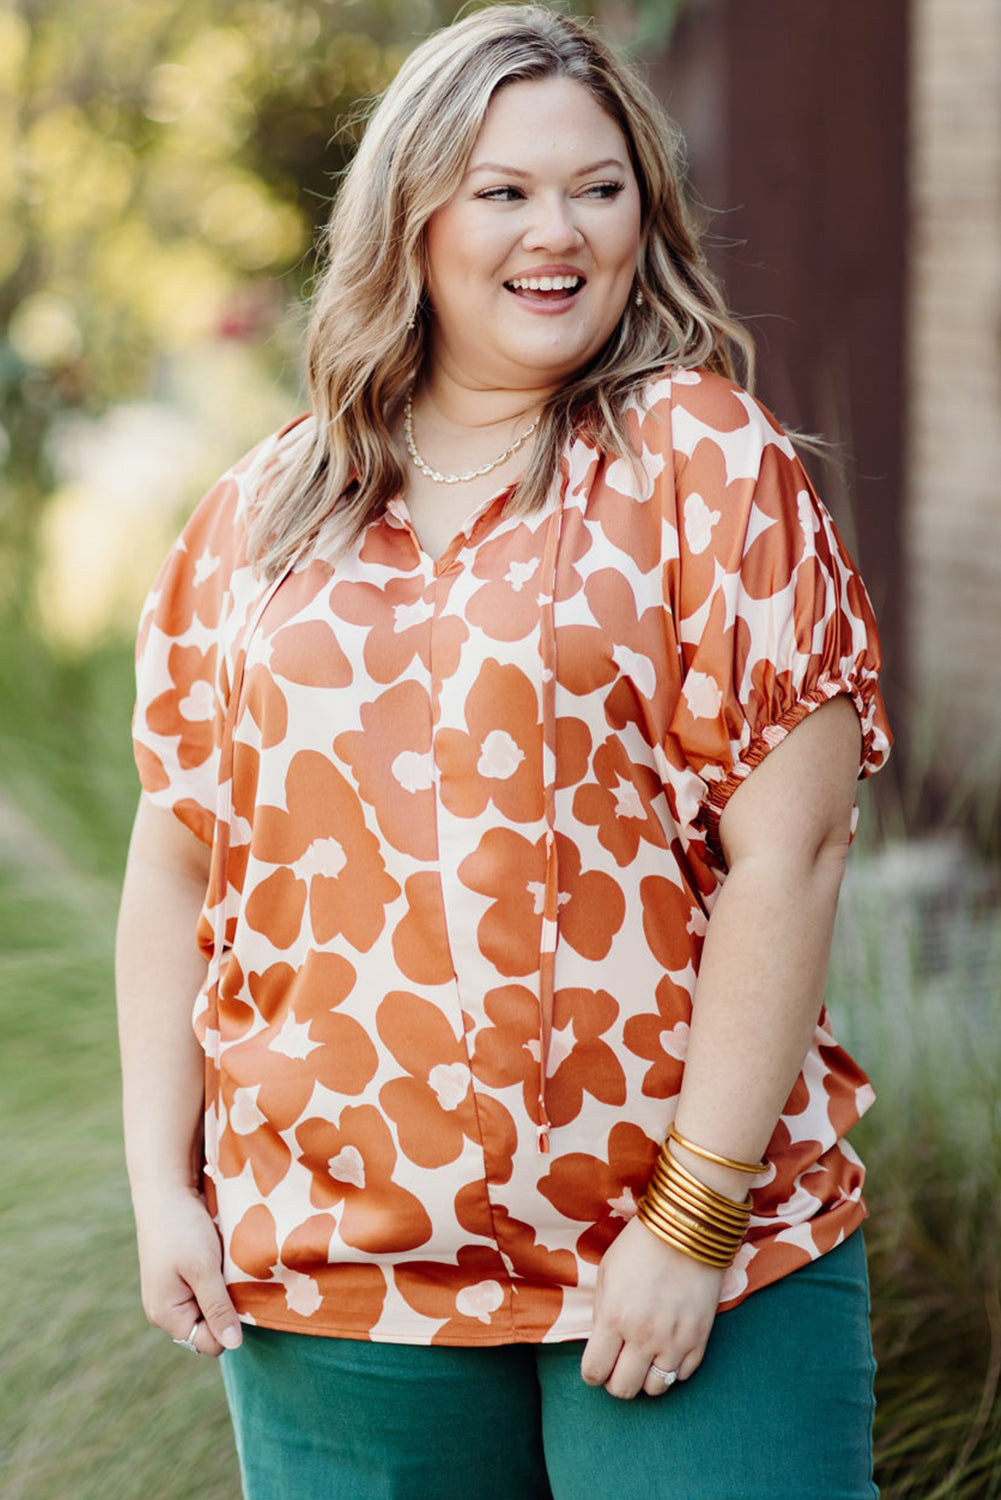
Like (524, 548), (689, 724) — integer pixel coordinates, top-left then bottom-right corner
(117, 7), (891, 1497)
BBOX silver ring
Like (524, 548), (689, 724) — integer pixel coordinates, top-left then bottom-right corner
(172, 1319), (202, 1354)
(649, 1363), (677, 1387)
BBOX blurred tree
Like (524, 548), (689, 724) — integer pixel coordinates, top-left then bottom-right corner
(0, 0), (458, 594)
(0, 0), (677, 611)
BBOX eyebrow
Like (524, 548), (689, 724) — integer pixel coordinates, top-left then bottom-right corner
(466, 157), (627, 179)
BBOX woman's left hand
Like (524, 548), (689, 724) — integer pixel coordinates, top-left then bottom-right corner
(581, 1216), (725, 1398)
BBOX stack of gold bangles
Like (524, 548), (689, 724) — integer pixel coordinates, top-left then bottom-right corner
(635, 1124), (767, 1269)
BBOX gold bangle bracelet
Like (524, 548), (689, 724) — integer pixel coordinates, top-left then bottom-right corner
(638, 1188), (743, 1252)
(651, 1159), (750, 1228)
(635, 1208), (733, 1269)
(639, 1194), (738, 1254)
(651, 1158), (749, 1217)
(635, 1201), (734, 1268)
(641, 1189), (743, 1251)
(649, 1175), (749, 1237)
(661, 1148), (753, 1212)
(669, 1124), (767, 1176)
(644, 1176), (744, 1241)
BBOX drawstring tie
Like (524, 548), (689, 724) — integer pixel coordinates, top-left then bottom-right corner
(535, 481), (566, 1154)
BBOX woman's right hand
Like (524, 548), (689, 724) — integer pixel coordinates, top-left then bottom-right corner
(133, 1185), (243, 1357)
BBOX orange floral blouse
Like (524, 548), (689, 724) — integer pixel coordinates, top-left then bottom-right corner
(133, 367), (891, 1345)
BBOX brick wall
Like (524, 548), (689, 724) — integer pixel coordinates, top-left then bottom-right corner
(908, 0), (1001, 811)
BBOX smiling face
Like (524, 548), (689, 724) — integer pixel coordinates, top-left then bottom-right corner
(423, 76), (643, 397)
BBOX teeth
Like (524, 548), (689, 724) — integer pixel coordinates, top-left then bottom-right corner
(508, 274), (582, 292)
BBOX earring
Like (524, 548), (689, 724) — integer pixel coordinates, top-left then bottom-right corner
(634, 287), (644, 308)
(407, 312), (416, 331)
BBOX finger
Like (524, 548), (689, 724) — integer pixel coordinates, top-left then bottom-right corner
(580, 1326), (623, 1387)
(675, 1342), (707, 1383)
(642, 1360), (679, 1398)
(188, 1266), (243, 1353)
(603, 1345), (655, 1401)
(171, 1315), (205, 1354)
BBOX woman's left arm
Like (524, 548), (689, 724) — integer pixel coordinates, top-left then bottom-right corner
(581, 693), (863, 1398)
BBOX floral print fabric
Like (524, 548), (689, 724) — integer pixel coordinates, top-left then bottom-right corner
(133, 368), (891, 1345)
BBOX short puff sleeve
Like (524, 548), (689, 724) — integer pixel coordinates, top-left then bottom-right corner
(662, 370), (892, 864)
(132, 468), (251, 846)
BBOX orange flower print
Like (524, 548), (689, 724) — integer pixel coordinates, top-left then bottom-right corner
(216, 957), (378, 1194)
(391, 872), (456, 985)
(638, 872), (702, 973)
(469, 984), (543, 1120)
(555, 834), (626, 961)
(334, 681), (437, 861)
(454, 1185), (579, 1288)
(229, 1206), (390, 1328)
(241, 660), (289, 749)
(545, 987), (626, 1128)
(457, 830), (545, 977)
(145, 642), (219, 772)
(557, 568), (673, 732)
(223, 960), (378, 1130)
(376, 991), (479, 1169)
(464, 521), (546, 642)
(267, 617), (354, 691)
(296, 1104), (433, 1253)
(538, 1121), (657, 1263)
(572, 736), (669, 867)
(329, 573), (468, 685)
(621, 974), (691, 1098)
(246, 749), (400, 952)
(154, 477), (237, 637)
(435, 659), (544, 824)
(464, 514), (590, 643)
(394, 1244), (516, 1341)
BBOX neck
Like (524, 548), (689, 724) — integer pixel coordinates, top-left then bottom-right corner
(418, 357), (557, 434)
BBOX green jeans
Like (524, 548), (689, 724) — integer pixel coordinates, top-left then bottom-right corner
(221, 1230), (878, 1499)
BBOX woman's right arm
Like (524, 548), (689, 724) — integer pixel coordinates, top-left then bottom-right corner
(115, 794), (242, 1356)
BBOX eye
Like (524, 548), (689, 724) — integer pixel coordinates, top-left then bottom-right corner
(580, 181), (625, 200)
(475, 186), (526, 203)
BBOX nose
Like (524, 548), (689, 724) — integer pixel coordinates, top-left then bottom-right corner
(521, 191), (583, 254)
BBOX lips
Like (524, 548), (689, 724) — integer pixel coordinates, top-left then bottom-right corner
(503, 266), (586, 302)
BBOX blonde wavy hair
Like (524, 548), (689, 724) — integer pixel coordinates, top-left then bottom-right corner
(249, 3), (755, 578)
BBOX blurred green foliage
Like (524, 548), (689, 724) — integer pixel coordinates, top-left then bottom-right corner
(0, 0), (686, 611)
(1, 0), (452, 587)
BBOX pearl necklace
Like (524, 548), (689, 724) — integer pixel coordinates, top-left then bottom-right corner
(403, 394), (541, 485)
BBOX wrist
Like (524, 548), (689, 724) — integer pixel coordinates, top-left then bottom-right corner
(636, 1139), (753, 1270)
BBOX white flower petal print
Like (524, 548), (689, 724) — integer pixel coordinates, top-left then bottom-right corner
(328, 1145), (366, 1188)
(229, 1085), (267, 1135)
(682, 670), (723, 719)
(179, 678), (215, 722)
(298, 836), (347, 880)
(455, 1280), (504, 1324)
(611, 645), (657, 701)
(611, 774), (645, 821)
(683, 492), (722, 555)
(270, 1013), (319, 1061)
(477, 729), (525, 780)
(193, 546), (221, 586)
(427, 1061), (470, 1111)
(268, 1261), (323, 1317)
(797, 489), (821, 550)
(392, 598), (430, 633)
(505, 558), (539, 592)
(227, 815), (252, 848)
(662, 1021), (690, 1061)
(391, 749), (434, 794)
(607, 1187), (638, 1220)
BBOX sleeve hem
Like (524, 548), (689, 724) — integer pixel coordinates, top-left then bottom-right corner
(700, 681), (873, 866)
